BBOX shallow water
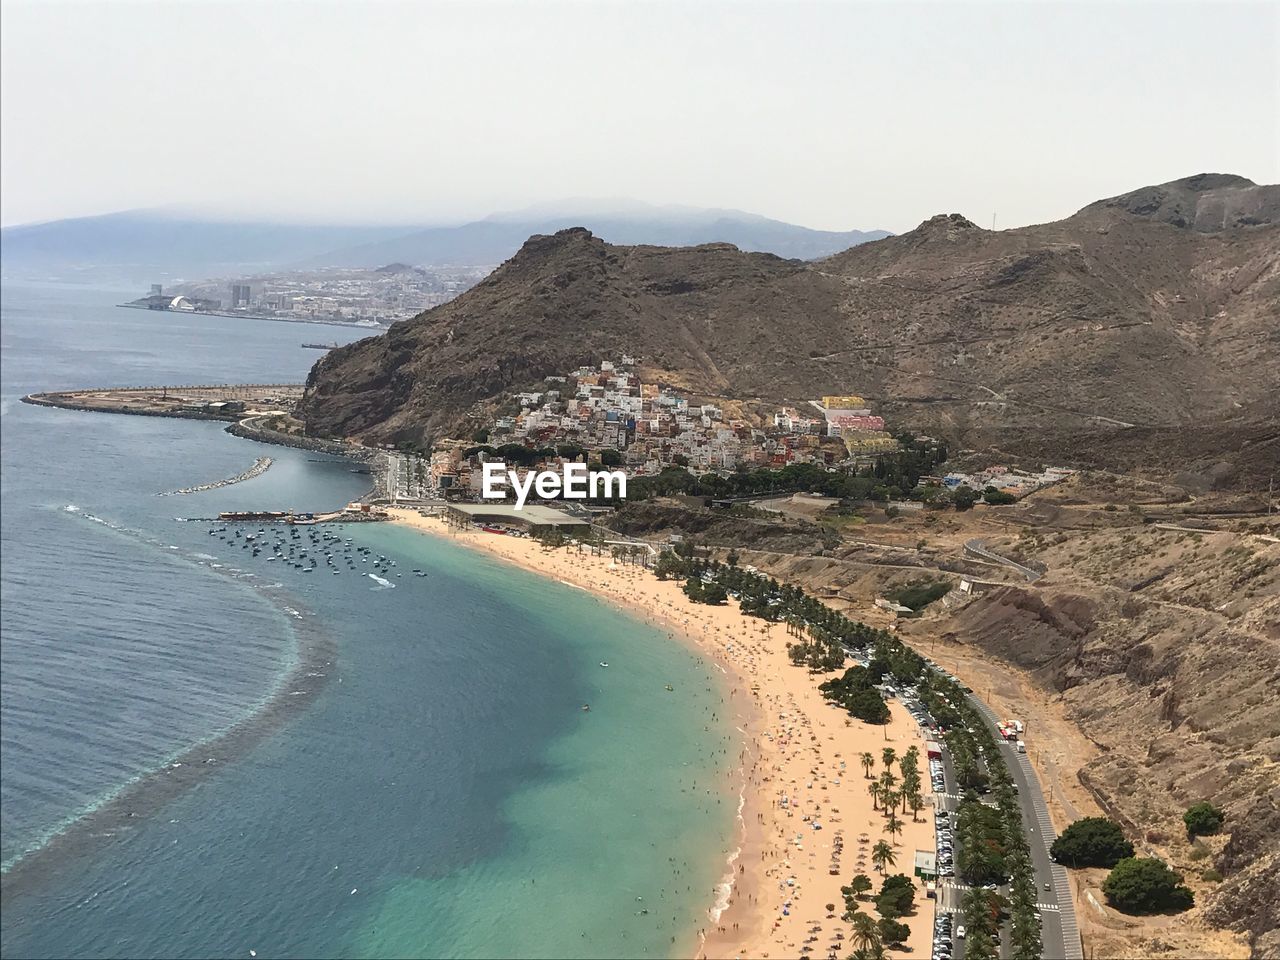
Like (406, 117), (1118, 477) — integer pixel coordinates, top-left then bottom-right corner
(0, 285), (734, 958)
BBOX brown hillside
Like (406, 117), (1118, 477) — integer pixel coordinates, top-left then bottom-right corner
(300, 175), (1279, 486)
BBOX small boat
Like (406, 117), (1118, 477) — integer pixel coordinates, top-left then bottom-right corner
(599, 661), (609, 668)
(665, 684), (674, 692)
(581, 704), (590, 712)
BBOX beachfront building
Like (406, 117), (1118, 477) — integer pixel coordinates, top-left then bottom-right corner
(444, 503), (591, 536)
(914, 849), (938, 881)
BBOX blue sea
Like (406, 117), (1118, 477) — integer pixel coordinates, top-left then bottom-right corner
(0, 285), (736, 959)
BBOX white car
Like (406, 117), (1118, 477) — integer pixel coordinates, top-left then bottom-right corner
(956, 925), (966, 939)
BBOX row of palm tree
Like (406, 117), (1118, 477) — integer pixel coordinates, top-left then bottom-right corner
(918, 674), (1043, 959)
(641, 550), (1040, 956)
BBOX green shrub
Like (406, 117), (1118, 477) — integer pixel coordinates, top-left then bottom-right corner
(1050, 817), (1135, 868)
(1183, 801), (1225, 839)
(886, 578), (951, 611)
(1102, 857), (1194, 914)
(982, 486), (1017, 505)
(877, 916), (911, 946)
(874, 873), (916, 919)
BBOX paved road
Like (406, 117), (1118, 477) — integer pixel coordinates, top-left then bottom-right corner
(968, 698), (1082, 960)
(924, 692), (1080, 960)
(964, 538), (1043, 583)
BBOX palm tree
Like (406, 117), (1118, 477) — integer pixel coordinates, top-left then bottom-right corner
(885, 811), (903, 843)
(881, 746), (896, 771)
(880, 788), (898, 817)
(868, 780), (881, 811)
(872, 839), (897, 874)
(849, 912), (880, 953)
(860, 752), (876, 779)
(878, 769), (897, 806)
(908, 789), (924, 822)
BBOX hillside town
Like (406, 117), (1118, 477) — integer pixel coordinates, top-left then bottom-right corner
(384, 359), (1072, 503)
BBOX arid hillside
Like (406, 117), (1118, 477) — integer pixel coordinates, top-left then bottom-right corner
(300, 174), (1278, 487)
(632, 480), (1278, 959)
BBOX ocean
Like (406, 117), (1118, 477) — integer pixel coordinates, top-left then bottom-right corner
(0, 285), (736, 958)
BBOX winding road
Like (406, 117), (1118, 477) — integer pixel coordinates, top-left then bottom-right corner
(964, 538), (1043, 583)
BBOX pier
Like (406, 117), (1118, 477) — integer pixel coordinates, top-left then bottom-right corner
(206, 505), (390, 524)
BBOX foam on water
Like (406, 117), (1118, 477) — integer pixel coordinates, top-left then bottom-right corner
(2, 504), (328, 877)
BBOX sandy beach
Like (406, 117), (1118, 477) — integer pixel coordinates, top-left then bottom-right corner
(388, 510), (936, 960)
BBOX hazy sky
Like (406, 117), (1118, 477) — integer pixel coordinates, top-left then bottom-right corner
(2, 0), (1277, 232)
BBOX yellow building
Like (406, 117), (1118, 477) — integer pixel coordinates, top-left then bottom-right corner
(823, 395), (866, 409)
(842, 429), (899, 456)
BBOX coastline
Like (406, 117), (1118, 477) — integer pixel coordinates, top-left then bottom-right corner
(387, 509), (937, 960)
(116, 302), (388, 331)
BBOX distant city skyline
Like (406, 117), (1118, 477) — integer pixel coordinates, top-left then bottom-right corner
(2, 0), (1277, 233)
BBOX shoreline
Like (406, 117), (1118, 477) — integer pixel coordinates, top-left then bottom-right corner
(388, 510), (937, 960)
(117, 302), (389, 331)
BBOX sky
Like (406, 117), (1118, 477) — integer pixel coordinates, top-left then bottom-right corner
(2, 0), (1277, 233)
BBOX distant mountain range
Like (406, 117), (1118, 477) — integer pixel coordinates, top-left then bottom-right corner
(0, 212), (413, 284)
(297, 204), (891, 270)
(0, 202), (891, 284)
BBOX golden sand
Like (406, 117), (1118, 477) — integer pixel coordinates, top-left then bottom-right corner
(388, 510), (937, 959)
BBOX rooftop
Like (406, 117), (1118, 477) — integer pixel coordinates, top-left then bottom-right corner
(446, 503), (589, 525)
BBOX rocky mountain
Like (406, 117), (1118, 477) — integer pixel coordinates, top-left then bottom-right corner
(301, 174), (1279, 488)
(1080, 172), (1279, 231)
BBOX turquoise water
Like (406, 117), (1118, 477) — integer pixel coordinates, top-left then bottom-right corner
(0, 285), (735, 958)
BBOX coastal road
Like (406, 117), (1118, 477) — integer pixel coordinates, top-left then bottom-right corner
(926, 694), (1080, 960)
(967, 698), (1081, 960)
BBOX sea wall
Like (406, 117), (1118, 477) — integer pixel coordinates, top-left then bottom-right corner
(225, 418), (376, 462)
(21, 394), (239, 422)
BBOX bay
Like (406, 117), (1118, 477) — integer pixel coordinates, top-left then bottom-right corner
(0, 285), (734, 958)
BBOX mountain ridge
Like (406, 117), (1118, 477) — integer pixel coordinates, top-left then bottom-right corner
(300, 174), (1279, 487)
(0, 204), (891, 282)
(294, 210), (891, 269)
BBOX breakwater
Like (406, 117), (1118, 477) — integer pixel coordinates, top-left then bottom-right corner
(21, 393), (241, 422)
(225, 416), (375, 462)
(159, 457), (273, 496)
